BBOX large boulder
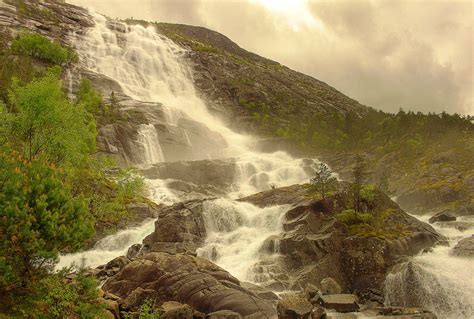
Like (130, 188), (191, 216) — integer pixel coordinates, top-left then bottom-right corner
(161, 301), (194, 319)
(240, 184), (312, 208)
(429, 212), (456, 224)
(320, 277), (342, 295)
(102, 252), (277, 318)
(315, 294), (359, 313)
(277, 294), (313, 319)
(142, 200), (207, 255)
(242, 185), (442, 293)
(452, 235), (474, 257)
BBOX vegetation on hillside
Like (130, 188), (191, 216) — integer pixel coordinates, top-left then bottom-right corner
(0, 29), (144, 317)
(148, 21), (473, 215)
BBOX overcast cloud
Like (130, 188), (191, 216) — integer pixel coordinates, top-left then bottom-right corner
(68, 0), (473, 115)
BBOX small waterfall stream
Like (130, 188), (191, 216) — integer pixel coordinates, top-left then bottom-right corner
(384, 215), (474, 318)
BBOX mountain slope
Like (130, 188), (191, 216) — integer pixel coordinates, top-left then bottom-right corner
(1, 0), (472, 218)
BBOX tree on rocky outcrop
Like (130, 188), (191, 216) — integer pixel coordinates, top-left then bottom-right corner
(310, 162), (337, 199)
(352, 154), (367, 212)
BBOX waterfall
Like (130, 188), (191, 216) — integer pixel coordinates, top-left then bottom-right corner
(59, 12), (315, 278)
(384, 215), (474, 318)
(136, 124), (164, 164)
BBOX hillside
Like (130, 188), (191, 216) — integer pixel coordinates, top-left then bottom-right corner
(0, 1), (472, 318)
(2, 0), (473, 218)
(151, 20), (474, 217)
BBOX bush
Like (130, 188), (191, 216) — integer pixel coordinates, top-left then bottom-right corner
(116, 168), (146, 201)
(11, 32), (75, 65)
(335, 209), (374, 225)
(123, 299), (161, 319)
(32, 270), (105, 318)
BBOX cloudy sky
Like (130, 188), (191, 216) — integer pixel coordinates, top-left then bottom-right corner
(68, 0), (473, 115)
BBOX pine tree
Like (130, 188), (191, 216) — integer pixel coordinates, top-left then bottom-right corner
(311, 162), (337, 199)
(0, 149), (94, 291)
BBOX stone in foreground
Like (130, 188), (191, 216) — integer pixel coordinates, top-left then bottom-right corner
(102, 252), (276, 318)
(316, 294), (359, 313)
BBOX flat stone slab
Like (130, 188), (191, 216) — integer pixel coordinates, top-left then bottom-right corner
(317, 294), (360, 313)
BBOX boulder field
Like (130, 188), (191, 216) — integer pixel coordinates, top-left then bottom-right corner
(91, 184), (442, 318)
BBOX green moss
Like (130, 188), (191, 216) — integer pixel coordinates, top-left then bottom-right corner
(335, 209), (374, 225)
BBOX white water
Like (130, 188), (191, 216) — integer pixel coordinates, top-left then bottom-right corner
(384, 215), (474, 318)
(136, 124), (164, 164)
(57, 219), (155, 269)
(196, 199), (289, 280)
(58, 13), (315, 275)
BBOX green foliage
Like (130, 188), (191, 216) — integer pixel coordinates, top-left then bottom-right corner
(360, 184), (376, 202)
(310, 162), (337, 199)
(0, 149), (94, 291)
(335, 209), (374, 225)
(11, 32), (75, 65)
(123, 298), (161, 319)
(71, 158), (146, 225)
(32, 270), (105, 319)
(4, 69), (96, 165)
(116, 169), (146, 201)
(77, 79), (102, 114)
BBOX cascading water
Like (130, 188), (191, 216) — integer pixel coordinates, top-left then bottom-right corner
(384, 215), (474, 318)
(58, 12), (316, 277)
(196, 199), (290, 281)
(136, 124), (164, 164)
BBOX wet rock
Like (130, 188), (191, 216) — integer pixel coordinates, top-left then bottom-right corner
(429, 212), (456, 224)
(277, 293), (313, 319)
(358, 288), (384, 305)
(206, 310), (242, 319)
(240, 282), (279, 301)
(304, 283), (320, 301)
(142, 200), (207, 255)
(315, 294), (359, 313)
(161, 301), (193, 319)
(240, 184), (312, 208)
(320, 278), (342, 295)
(102, 252), (276, 318)
(141, 159), (236, 189)
(241, 184), (442, 294)
(452, 235), (474, 257)
(105, 256), (130, 270)
(127, 243), (143, 259)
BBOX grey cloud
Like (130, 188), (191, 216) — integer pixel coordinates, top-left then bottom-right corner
(68, 0), (473, 115)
